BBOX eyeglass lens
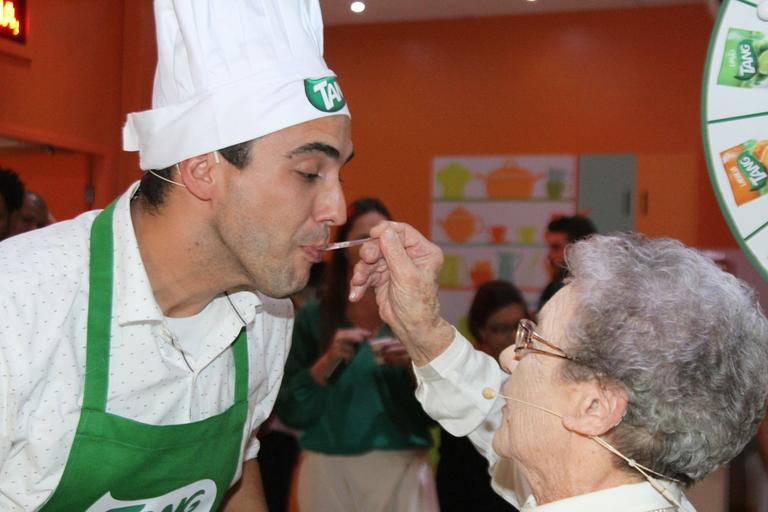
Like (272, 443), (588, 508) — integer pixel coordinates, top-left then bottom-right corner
(486, 322), (519, 335)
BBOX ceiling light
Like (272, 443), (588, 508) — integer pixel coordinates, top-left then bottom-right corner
(350, 1), (366, 13)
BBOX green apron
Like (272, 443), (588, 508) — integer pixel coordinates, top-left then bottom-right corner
(40, 201), (249, 512)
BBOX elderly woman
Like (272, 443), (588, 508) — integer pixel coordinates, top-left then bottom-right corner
(349, 225), (768, 511)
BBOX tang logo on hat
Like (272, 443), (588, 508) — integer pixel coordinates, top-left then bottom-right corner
(304, 77), (346, 113)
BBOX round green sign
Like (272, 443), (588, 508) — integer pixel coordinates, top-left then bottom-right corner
(702, 0), (768, 281)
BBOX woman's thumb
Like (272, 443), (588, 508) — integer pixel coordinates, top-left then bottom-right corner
(379, 227), (413, 278)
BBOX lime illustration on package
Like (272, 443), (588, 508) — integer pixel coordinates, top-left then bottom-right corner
(720, 139), (768, 206)
(718, 28), (768, 88)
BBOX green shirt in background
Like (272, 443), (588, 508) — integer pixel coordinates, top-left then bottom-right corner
(277, 300), (434, 455)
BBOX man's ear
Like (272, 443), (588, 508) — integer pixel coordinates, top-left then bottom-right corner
(177, 153), (219, 201)
(561, 378), (627, 437)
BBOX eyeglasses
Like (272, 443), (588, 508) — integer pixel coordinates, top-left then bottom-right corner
(514, 318), (579, 362)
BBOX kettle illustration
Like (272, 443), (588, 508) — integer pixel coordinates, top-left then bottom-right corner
(438, 206), (485, 244)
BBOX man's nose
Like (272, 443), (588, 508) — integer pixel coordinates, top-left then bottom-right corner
(317, 178), (346, 226)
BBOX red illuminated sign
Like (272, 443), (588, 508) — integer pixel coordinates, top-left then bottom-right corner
(0, 0), (25, 44)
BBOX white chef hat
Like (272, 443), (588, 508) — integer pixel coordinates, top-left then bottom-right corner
(123, 0), (350, 171)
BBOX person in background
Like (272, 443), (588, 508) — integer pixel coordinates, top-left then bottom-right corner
(277, 198), (438, 512)
(350, 224), (768, 511)
(0, 167), (25, 241)
(437, 280), (529, 512)
(289, 261), (327, 311)
(8, 191), (49, 236)
(538, 214), (597, 312)
(257, 261), (326, 512)
(0, 1), (352, 511)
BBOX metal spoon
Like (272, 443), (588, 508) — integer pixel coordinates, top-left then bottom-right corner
(323, 237), (373, 251)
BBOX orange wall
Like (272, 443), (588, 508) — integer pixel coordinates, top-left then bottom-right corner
(324, 4), (734, 247)
(0, 0), (124, 213)
(0, 3), (736, 247)
(0, 150), (90, 221)
(117, 0), (156, 192)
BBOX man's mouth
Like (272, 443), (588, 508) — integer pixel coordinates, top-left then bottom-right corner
(300, 241), (328, 263)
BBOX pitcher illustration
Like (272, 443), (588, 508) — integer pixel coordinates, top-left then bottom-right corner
(497, 251), (522, 282)
(436, 162), (472, 199)
(439, 254), (464, 288)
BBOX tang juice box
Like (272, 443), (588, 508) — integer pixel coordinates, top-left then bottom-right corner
(718, 28), (768, 88)
(720, 139), (768, 206)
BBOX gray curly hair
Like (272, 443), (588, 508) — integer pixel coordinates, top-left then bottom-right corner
(562, 233), (768, 485)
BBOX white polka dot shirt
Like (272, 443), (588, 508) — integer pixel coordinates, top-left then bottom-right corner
(0, 182), (294, 511)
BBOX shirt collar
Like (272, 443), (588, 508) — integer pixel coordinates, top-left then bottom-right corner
(222, 289), (263, 326)
(113, 181), (164, 326)
(521, 482), (686, 512)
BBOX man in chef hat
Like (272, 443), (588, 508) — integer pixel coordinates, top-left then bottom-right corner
(0, 1), (352, 511)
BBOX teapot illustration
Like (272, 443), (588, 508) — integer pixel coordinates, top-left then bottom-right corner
(438, 206), (485, 244)
(475, 161), (544, 199)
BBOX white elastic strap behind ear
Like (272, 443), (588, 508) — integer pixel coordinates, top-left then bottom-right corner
(213, 151), (221, 164)
(148, 166), (187, 188)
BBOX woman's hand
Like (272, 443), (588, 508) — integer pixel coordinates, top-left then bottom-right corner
(310, 328), (370, 385)
(380, 342), (410, 367)
(349, 222), (454, 366)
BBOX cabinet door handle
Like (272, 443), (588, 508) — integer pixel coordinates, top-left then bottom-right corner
(640, 191), (649, 216)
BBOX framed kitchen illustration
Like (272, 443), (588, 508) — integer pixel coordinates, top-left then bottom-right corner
(431, 154), (578, 334)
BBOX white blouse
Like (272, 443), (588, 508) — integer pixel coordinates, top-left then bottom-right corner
(413, 331), (695, 512)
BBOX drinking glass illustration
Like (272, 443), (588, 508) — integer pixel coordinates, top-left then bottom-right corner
(517, 225), (536, 244)
(546, 168), (565, 200)
(489, 225), (507, 244)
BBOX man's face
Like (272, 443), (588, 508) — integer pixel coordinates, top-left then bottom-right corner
(9, 194), (47, 236)
(214, 114), (353, 298)
(544, 230), (569, 281)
